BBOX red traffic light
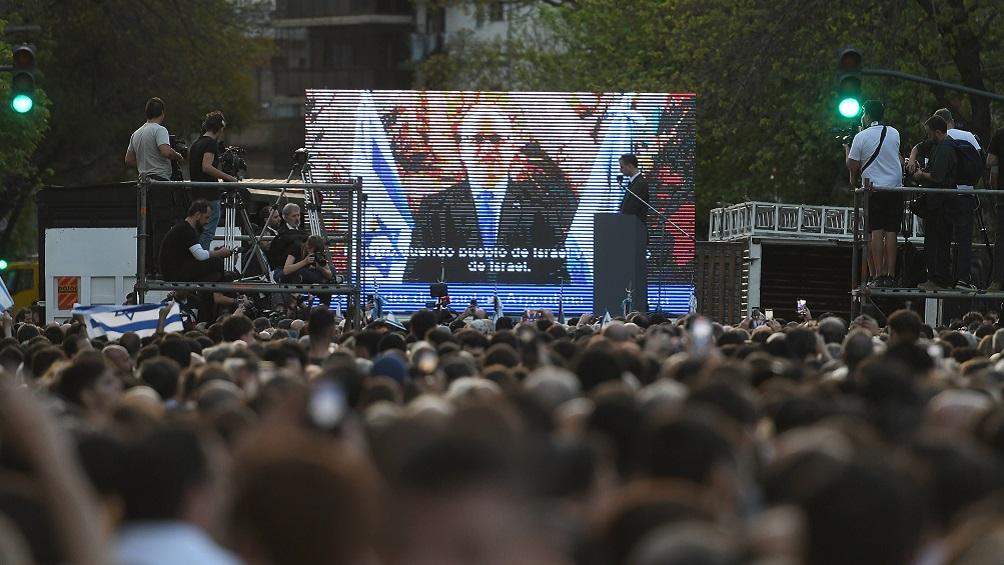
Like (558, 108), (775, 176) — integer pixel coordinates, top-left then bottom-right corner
(838, 48), (862, 72)
(11, 44), (36, 70)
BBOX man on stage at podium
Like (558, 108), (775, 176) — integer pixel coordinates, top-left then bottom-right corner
(619, 153), (650, 222)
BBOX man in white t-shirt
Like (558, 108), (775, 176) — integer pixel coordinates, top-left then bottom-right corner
(846, 100), (903, 288)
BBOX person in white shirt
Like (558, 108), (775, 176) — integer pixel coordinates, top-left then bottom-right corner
(846, 100), (903, 288)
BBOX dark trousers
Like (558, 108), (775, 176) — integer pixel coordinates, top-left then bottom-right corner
(924, 195), (974, 286)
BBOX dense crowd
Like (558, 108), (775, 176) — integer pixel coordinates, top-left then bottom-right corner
(2, 305), (1004, 565)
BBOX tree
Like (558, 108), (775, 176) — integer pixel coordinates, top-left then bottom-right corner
(0, 0), (271, 253)
(417, 0), (1004, 228)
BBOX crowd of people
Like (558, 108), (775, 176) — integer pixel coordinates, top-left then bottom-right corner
(1, 302), (1004, 565)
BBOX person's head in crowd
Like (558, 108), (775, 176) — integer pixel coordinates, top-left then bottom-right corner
(887, 309), (922, 345)
(221, 314), (255, 344)
(307, 307), (336, 349)
(229, 430), (379, 565)
(118, 426), (225, 538)
(850, 314), (880, 336)
(43, 324), (64, 345)
(817, 317), (847, 345)
(55, 357), (122, 423)
(102, 344), (134, 384)
(354, 330), (382, 360)
(139, 356), (182, 404)
(409, 309), (437, 341)
(30, 346), (66, 381)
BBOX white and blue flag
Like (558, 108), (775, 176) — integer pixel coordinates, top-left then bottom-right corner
(0, 276), (13, 312)
(72, 302), (183, 339)
(351, 91), (414, 283)
(565, 94), (648, 285)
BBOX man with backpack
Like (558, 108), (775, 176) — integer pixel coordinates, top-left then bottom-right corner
(912, 114), (983, 290)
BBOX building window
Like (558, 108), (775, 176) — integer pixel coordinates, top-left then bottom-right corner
(489, 1), (504, 22)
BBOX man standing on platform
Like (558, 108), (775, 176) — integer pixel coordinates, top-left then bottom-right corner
(188, 111), (239, 250)
(846, 100), (903, 289)
(618, 153), (650, 222)
(913, 115), (960, 290)
(125, 97), (186, 275)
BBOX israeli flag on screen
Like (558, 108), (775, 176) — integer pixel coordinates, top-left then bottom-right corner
(0, 276), (14, 312)
(565, 93), (647, 285)
(351, 90), (414, 283)
(71, 302), (183, 339)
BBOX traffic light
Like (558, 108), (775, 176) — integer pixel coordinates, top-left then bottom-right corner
(836, 48), (862, 119)
(9, 44), (36, 114)
(0, 260), (9, 271)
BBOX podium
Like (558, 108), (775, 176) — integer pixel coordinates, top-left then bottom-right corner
(594, 213), (647, 314)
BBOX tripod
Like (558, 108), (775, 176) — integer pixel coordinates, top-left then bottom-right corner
(219, 188), (272, 280)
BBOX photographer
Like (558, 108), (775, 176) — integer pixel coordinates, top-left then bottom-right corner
(912, 115), (962, 290)
(282, 234), (333, 307)
(845, 100), (903, 288)
(125, 97), (186, 276)
(189, 111), (239, 251)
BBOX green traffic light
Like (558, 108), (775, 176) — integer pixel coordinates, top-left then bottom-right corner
(838, 97), (860, 119)
(0, 260), (9, 270)
(10, 94), (33, 114)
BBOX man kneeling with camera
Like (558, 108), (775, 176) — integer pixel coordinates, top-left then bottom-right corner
(281, 234), (333, 307)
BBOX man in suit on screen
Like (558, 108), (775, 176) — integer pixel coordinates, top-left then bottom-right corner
(404, 104), (575, 283)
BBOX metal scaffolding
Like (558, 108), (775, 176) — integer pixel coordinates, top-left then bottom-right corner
(851, 184), (1004, 325)
(134, 178), (365, 328)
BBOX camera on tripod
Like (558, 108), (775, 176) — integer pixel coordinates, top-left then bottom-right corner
(220, 145), (248, 180)
(168, 134), (189, 181)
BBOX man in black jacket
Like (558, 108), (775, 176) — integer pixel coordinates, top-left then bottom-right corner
(912, 115), (959, 290)
(404, 106), (575, 283)
(618, 153), (650, 222)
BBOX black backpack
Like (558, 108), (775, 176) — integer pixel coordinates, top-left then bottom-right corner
(950, 138), (984, 186)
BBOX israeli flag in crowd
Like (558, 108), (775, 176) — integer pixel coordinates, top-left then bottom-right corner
(565, 94), (647, 285)
(492, 293), (503, 323)
(72, 302), (183, 339)
(0, 276), (14, 312)
(351, 90), (414, 284)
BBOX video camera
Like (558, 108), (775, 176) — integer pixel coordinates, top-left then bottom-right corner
(168, 134), (188, 181)
(829, 125), (858, 146)
(220, 145), (248, 180)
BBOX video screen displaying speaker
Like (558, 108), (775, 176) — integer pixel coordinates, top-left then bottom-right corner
(305, 89), (695, 314)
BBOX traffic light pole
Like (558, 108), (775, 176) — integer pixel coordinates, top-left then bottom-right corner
(862, 68), (1004, 103)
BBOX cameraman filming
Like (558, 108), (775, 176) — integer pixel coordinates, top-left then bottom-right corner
(845, 100), (903, 288)
(189, 111), (239, 251)
(125, 97), (186, 276)
(282, 234), (333, 307)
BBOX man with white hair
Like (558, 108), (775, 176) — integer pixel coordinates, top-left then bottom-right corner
(405, 103), (575, 283)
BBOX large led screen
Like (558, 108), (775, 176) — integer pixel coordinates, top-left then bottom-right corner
(305, 90), (695, 315)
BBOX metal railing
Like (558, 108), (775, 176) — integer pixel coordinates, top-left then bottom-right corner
(850, 185), (1004, 317)
(709, 200), (924, 242)
(135, 178), (365, 328)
